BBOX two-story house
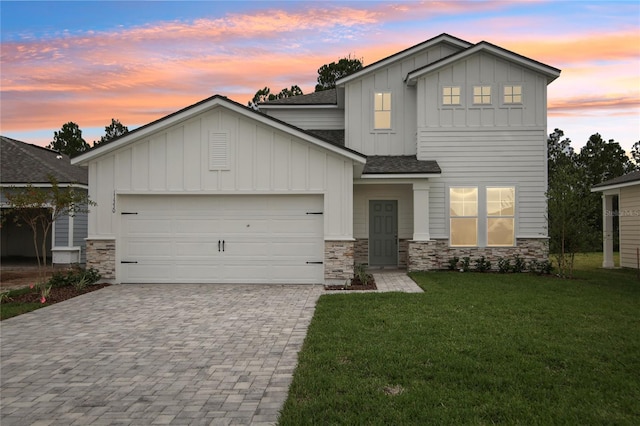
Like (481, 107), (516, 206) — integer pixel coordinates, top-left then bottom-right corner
(72, 34), (560, 284)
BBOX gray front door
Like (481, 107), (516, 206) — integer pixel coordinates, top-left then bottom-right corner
(369, 200), (398, 267)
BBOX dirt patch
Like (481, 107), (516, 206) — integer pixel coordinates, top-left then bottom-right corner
(1, 265), (70, 291)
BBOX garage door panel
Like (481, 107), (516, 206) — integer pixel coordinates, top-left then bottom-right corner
(120, 195), (323, 284)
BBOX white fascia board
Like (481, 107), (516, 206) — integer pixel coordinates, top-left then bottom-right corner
(406, 44), (561, 85)
(258, 104), (339, 110)
(591, 181), (640, 192)
(0, 183), (88, 190)
(360, 173), (441, 180)
(336, 35), (471, 87)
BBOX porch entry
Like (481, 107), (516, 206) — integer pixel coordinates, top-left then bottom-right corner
(369, 200), (398, 267)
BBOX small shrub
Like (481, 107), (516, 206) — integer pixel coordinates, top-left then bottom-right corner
(498, 257), (511, 273)
(474, 256), (492, 272)
(0, 291), (11, 303)
(354, 263), (372, 285)
(461, 257), (471, 272)
(47, 267), (101, 290)
(512, 255), (526, 273)
(447, 256), (460, 271)
(529, 259), (553, 275)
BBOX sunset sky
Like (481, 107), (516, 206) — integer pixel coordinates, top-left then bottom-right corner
(1, 1), (639, 154)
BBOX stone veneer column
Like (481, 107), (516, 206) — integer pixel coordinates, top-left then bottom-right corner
(408, 240), (438, 271)
(86, 239), (116, 280)
(324, 240), (354, 281)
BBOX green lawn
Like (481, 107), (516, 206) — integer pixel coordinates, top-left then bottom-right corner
(279, 253), (640, 425)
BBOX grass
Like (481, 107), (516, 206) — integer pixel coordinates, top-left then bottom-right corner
(0, 286), (40, 320)
(278, 253), (640, 425)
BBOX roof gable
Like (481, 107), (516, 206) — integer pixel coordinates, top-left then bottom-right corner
(1, 136), (88, 185)
(406, 41), (561, 85)
(72, 95), (365, 165)
(335, 33), (472, 87)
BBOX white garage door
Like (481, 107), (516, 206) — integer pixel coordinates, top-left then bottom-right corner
(119, 195), (324, 284)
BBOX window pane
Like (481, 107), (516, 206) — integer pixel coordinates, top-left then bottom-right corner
(488, 218), (514, 246)
(452, 87), (460, 96)
(383, 93), (391, 110)
(374, 93), (383, 110)
(487, 187), (514, 216)
(375, 111), (391, 129)
(451, 218), (478, 246)
(452, 95), (460, 104)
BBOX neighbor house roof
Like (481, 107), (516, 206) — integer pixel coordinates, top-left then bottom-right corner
(72, 95), (366, 165)
(591, 170), (640, 192)
(0, 136), (88, 185)
(363, 156), (441, 176)
(259, 89), (337, 106)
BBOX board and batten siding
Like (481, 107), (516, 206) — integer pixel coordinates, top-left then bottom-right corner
(87, 106), (354, 240)
(263, 108), (344, 130)
(419, 128), (547, 239)
(353, 184), (413, 239)
(619, 185), (640, 268)
(345, 44), (462, 156)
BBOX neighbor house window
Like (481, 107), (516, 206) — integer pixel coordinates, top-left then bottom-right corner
(450, 187), (478, 246)
(374, 92), (392, 129)
(487, 187), (515, 246)
(442, 86), (461, 105)
(473, 85), (491, 104)
(504, 85), (522, 104)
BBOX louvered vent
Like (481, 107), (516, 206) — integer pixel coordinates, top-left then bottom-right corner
(209, 131), (229, 170)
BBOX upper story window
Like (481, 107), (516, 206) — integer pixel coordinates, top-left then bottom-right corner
(442, 86), (461, 105)
(374, 92), (392, 129)
(473, 86), (491, 104)
(487, 187), (515, 246)
(503, 85), (522, 104)
(450, 187), (478, 247)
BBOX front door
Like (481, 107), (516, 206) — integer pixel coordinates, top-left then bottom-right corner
(369, 200), (398, 267)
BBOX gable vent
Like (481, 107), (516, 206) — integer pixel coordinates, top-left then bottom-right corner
(209, 131), (229, 170)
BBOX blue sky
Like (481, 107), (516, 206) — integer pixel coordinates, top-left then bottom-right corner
(2, 1), (639, 153)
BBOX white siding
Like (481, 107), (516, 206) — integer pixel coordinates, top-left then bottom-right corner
(417, 52), (548, 129)
(353, 184), (413, 239)
(620, 185), (640, 268)
(345, 44), (461, 155)
(264, 108), (344, 130)
(88, 106), (355, 240)
(419, 128), (547, 239)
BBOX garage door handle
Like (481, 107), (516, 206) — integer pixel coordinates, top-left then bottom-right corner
(222, 240), (225, 252)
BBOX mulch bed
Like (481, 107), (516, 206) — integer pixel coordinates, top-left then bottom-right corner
(4, 284), (111, 304)
(324, 276), (377, 291)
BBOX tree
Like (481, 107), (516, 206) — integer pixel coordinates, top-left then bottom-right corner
(2, 176), (95, 290)
(315, 55), (363, 92)
(247, 85), (304, 110)
(546, 129), (593, 277)
(94, 118), (129, 147)
(48, 122), (89, 158)
(631, 141), (640, 166)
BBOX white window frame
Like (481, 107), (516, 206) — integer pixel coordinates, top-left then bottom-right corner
(373, 92), (392, 130)
(449, 186), (478, 247)
(473, 85), (492, 105)
(503, 85), (523, 104)
(486, 186), (516, 247)
(442, 86), (462, 106)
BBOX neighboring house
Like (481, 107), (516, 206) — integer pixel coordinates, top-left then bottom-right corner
(592, 170), (640, 269)
(72, 33), (560, 284)
(1, 136), (89, 264)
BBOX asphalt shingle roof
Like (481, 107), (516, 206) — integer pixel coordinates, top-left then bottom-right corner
(363, 156), (441, 175)
(1, 136), (88, 185)
(592, 170), (640, 189)
(260, 89), (337, 105)
(306, 129), (345, 146)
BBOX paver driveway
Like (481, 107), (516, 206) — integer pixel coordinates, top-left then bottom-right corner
(1, 284), (323, 425)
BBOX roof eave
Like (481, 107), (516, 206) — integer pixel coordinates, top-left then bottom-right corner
(591, 180), (640, 192)
(361, 173), (441, 179)
(336, 34), (472, 87)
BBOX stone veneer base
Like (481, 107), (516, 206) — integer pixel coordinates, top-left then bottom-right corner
(354, 238), (409, 268)
(86, 239), (116, 280)
(408, 238), (549, 271)
(324, 240), (354, 280)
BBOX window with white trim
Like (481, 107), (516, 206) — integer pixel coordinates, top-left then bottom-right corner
(374, 92), (391, 129)
(442, 86), (461, 105)
(503, 85), (522, 104)
(450, 187), (478, 247)
(487, 187), (515, 246)
(473, 85), (491, 104)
